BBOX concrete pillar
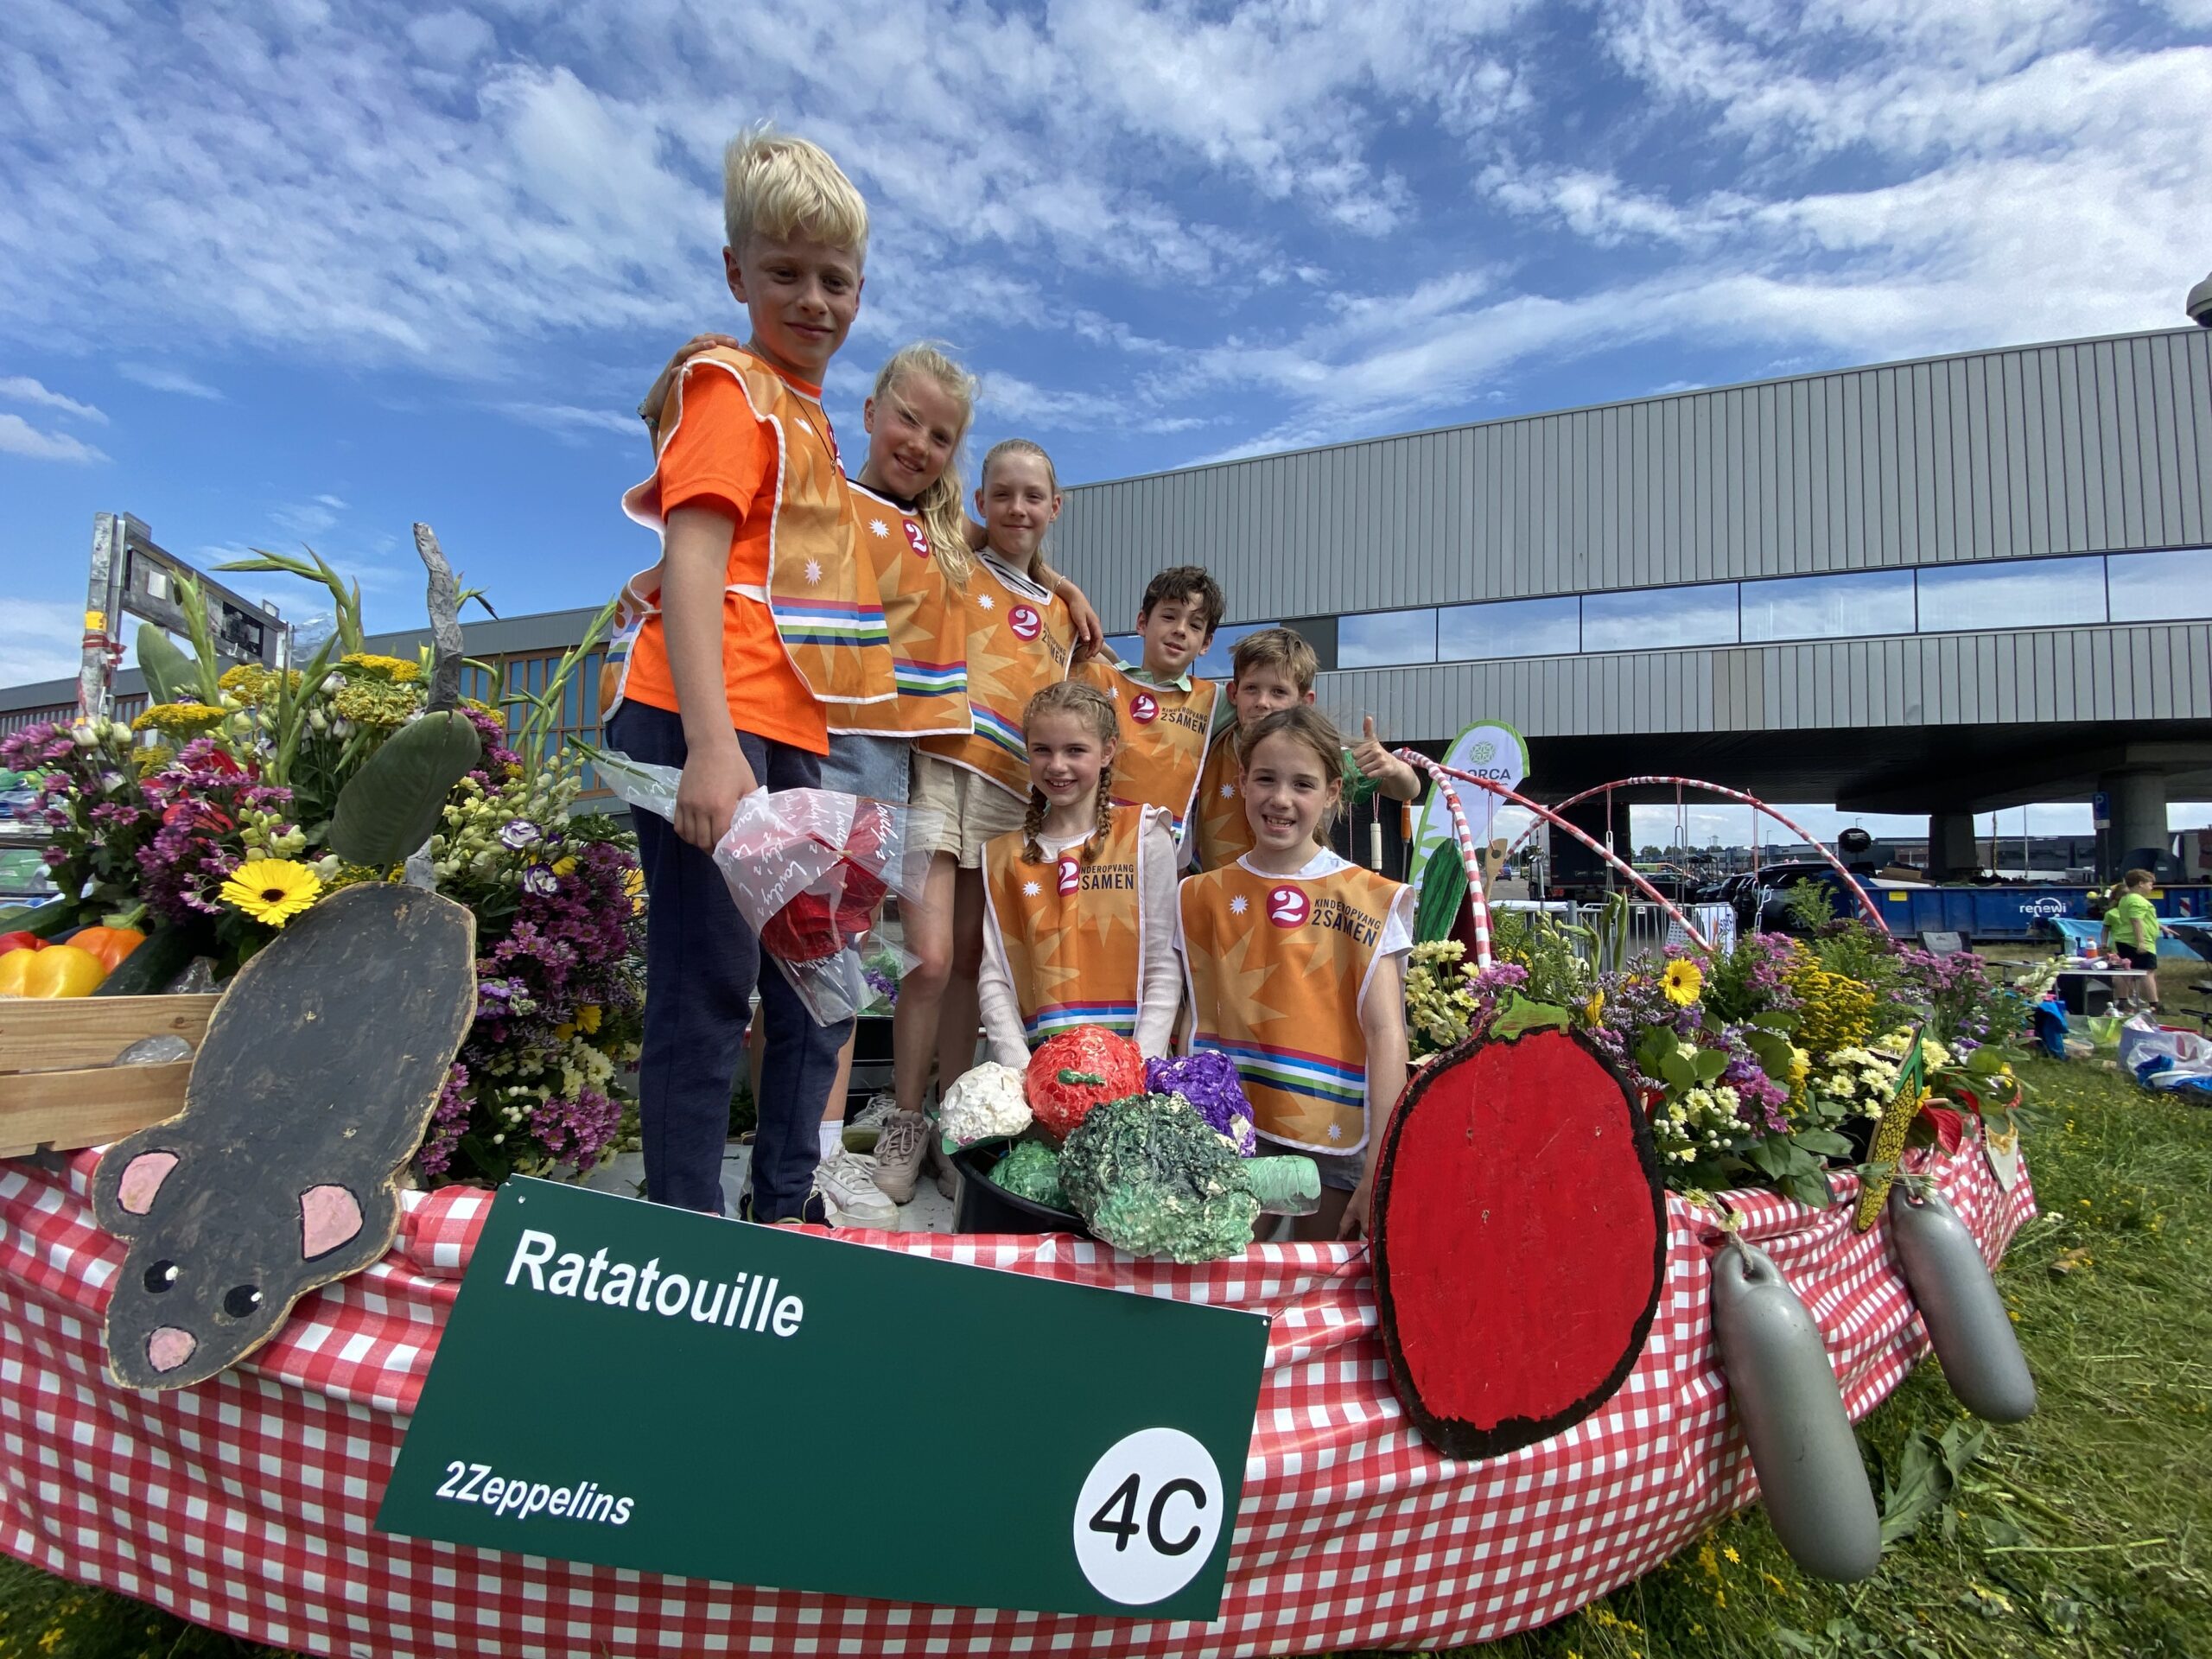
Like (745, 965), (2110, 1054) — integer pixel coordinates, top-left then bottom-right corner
(1927, 811), (1980, 881)
(2101, 769), (2168, 879)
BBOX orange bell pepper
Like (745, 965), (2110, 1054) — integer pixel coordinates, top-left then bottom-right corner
(67, 925), (146, 974)
(0, 944), (106, 998)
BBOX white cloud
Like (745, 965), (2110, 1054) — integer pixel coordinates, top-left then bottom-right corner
(495, 401), (641, 442)
(0, 375), (105, 423)
(0, 598), (89, 687)
(118, 363), (224, 400)
(270, 499), (343, 538)
(0, 412), (106, 464)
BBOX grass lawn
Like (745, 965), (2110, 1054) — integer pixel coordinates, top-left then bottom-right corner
(3, 1055), (2206, 1659)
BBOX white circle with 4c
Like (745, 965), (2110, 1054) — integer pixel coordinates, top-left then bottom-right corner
(1071, 1427), (1225, 1605)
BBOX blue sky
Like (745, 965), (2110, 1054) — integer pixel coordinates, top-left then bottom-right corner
(4, 0), (2209, 838)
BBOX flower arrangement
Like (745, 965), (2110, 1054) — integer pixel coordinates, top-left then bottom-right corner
(4, 537), (639, 1191)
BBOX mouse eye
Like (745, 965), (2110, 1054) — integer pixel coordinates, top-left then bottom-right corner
(143, 1261), (179, 1294)
(222, 1285), (264, 1319)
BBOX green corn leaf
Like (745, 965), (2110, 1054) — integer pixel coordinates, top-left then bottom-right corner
(327, 710), (484, 867)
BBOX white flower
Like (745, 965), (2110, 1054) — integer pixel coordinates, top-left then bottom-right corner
(1326, 1122), (1344, 1141)
(868, 518), (890, 539)
(1021, 880), (1040, 898)
(1219, 783), (1236, 798)
(977, 594), (995, 610)
(1229, 893), (1248, 914)
(71, 723), (97, 747)
(803, 557), (823, 586)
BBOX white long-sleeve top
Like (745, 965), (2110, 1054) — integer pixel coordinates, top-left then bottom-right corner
(979, 811), (1184, 1067)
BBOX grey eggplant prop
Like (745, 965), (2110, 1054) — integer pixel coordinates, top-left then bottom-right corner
(1711, 1236), (1883, 1583)
(1887, 1184), (2037, 1423)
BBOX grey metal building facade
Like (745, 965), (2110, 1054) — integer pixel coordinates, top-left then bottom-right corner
(1055, 327), (2212, 865)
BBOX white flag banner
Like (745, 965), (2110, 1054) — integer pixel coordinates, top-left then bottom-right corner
(1405, 721), (1529, 895)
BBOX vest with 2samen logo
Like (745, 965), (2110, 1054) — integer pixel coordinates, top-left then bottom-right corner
(982, 804), (1153, 1044)
(1177, 858), (1407, 1154)
(917, 556), (1072, 797)
(1073, 659), (1218, 849)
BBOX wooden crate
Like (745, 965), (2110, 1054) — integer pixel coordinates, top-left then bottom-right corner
(0, 995), (216, 1159)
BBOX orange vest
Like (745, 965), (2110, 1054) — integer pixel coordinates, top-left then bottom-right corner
(830, 483), (970, 738)
(1179, 860), (1406, 1154)
(1193, 728), (1254, 871)
(1074, 661), (1217, 849)
(616, 348), (893, 710)
(982, 804), (1152, 1044)
(917, 556), (1072, 797)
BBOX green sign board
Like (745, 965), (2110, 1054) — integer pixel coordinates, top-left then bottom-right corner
(376, 1179), (1270, 1618)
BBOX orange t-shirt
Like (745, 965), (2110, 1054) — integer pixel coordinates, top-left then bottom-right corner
(616, 363), (830, 753)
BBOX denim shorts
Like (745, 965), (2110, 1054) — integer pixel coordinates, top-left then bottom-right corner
(820, 733), (911, 804)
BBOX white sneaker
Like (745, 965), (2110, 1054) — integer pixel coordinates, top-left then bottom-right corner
(872, 1110), (931, 1205)
(842, 1091), (901, 1152)
(811, 1150), (899, 1230)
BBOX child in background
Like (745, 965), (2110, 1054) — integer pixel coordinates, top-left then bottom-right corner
(602, 126), (873, 1224)
(2100, 867), (2164, 1011)
(1177, 706), (1413, 1240)
(890, 441), (1079, 1195)
(1192, 627), (1423, 871)
(979, 682), (1181, 1068)
(1075, 566), (1223, 852)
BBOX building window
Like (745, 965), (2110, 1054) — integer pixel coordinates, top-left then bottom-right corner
(1580, 582), (1738, 653)
(2106, 547), (2212, 624)
(1437, 595), (1582, 662)
(1195, 621), (1280, 683)
(1740, 569), (1916, 643)
(1915, 555), (2106, 632)
(1338, 609), (1437, 669)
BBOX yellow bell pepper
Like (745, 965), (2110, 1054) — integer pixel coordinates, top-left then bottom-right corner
(0, 943), (106, 998)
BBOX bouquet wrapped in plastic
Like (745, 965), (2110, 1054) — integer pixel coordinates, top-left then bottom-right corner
(594, 752), (939, 1023)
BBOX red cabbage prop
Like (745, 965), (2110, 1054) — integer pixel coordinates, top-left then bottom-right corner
(1143, 1051), (1257, 1157)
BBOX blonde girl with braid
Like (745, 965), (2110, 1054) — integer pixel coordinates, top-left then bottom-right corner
(978, 681), (1183, 1070)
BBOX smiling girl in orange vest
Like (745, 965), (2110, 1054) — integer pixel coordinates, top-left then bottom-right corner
(895, 441), (1079, 1150)
(1177, 705), (1413, 1240)
(980, 682), (1181, 1069)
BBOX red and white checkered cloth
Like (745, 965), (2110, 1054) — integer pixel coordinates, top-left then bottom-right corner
(0, 1139), (2034, 1658)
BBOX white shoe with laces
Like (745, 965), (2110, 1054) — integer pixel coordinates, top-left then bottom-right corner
(811, 1149), (899, 1230)
(842, 1091), (901, 1153)
(870, 1110), (931, 1205)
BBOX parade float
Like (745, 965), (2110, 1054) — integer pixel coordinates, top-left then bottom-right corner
(0, 543), (2048, 1656)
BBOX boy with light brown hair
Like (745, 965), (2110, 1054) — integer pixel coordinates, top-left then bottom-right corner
(1191, 626), (1421, 871)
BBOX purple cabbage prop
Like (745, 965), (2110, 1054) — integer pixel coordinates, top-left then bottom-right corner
(1143, 1051), (1257, 1158)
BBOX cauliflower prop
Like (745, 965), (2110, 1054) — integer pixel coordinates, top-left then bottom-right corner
(938, 1062), (1032, 1147)
(1059, 1093), (1321, 1263)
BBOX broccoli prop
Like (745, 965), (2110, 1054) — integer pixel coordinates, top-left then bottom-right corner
(1059, 1093), (1321, 1262)
(989, 1140), (1070, 1211)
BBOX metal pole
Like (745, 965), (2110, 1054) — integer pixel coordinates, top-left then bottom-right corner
(78, 512), (127, 721)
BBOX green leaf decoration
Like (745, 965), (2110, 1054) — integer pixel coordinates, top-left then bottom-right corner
(1879, 1422), (1987, 1546)
(327, 710), (485, 868)
(1491, 993), (1573, 1040)
(136, 624), (199, 707)
(1694, 1046), (1731, 1084)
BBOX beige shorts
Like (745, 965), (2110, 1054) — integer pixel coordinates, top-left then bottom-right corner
(910, 753), (1028, 868)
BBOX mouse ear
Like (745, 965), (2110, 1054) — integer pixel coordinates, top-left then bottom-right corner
(300, 1185), (365, 1261)
(114, 1151), (181, 1217)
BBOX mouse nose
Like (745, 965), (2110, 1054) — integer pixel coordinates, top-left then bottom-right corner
(147, 1326), (197, 1373)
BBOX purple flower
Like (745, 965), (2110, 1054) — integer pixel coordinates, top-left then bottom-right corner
(519, 864), (558, 896)
(499, 819), (542, 850)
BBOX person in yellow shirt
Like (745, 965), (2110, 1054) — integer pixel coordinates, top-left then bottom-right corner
(1075, 566), (1222, 852)
(1178, 705), (1414, 1241)
(2100, 868), (2164, 1011)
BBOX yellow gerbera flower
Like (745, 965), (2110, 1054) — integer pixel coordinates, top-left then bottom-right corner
(1661, 957), (1704, 1007)
(219, 858), (323, 927)
(1584, 988), (1605, 1026)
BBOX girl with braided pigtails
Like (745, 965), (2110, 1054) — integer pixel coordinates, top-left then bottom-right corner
(978, 681), (1182, 1071)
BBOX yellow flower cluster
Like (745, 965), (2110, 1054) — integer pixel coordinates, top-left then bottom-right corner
(330, 678), (423, 728)
(218, 663), (304, 703)
(1404, 939), (1481, 1055)
(340, 652), (423, 683)
(1785, 945), (1874, 1057)
(130, 701), (225, 736)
